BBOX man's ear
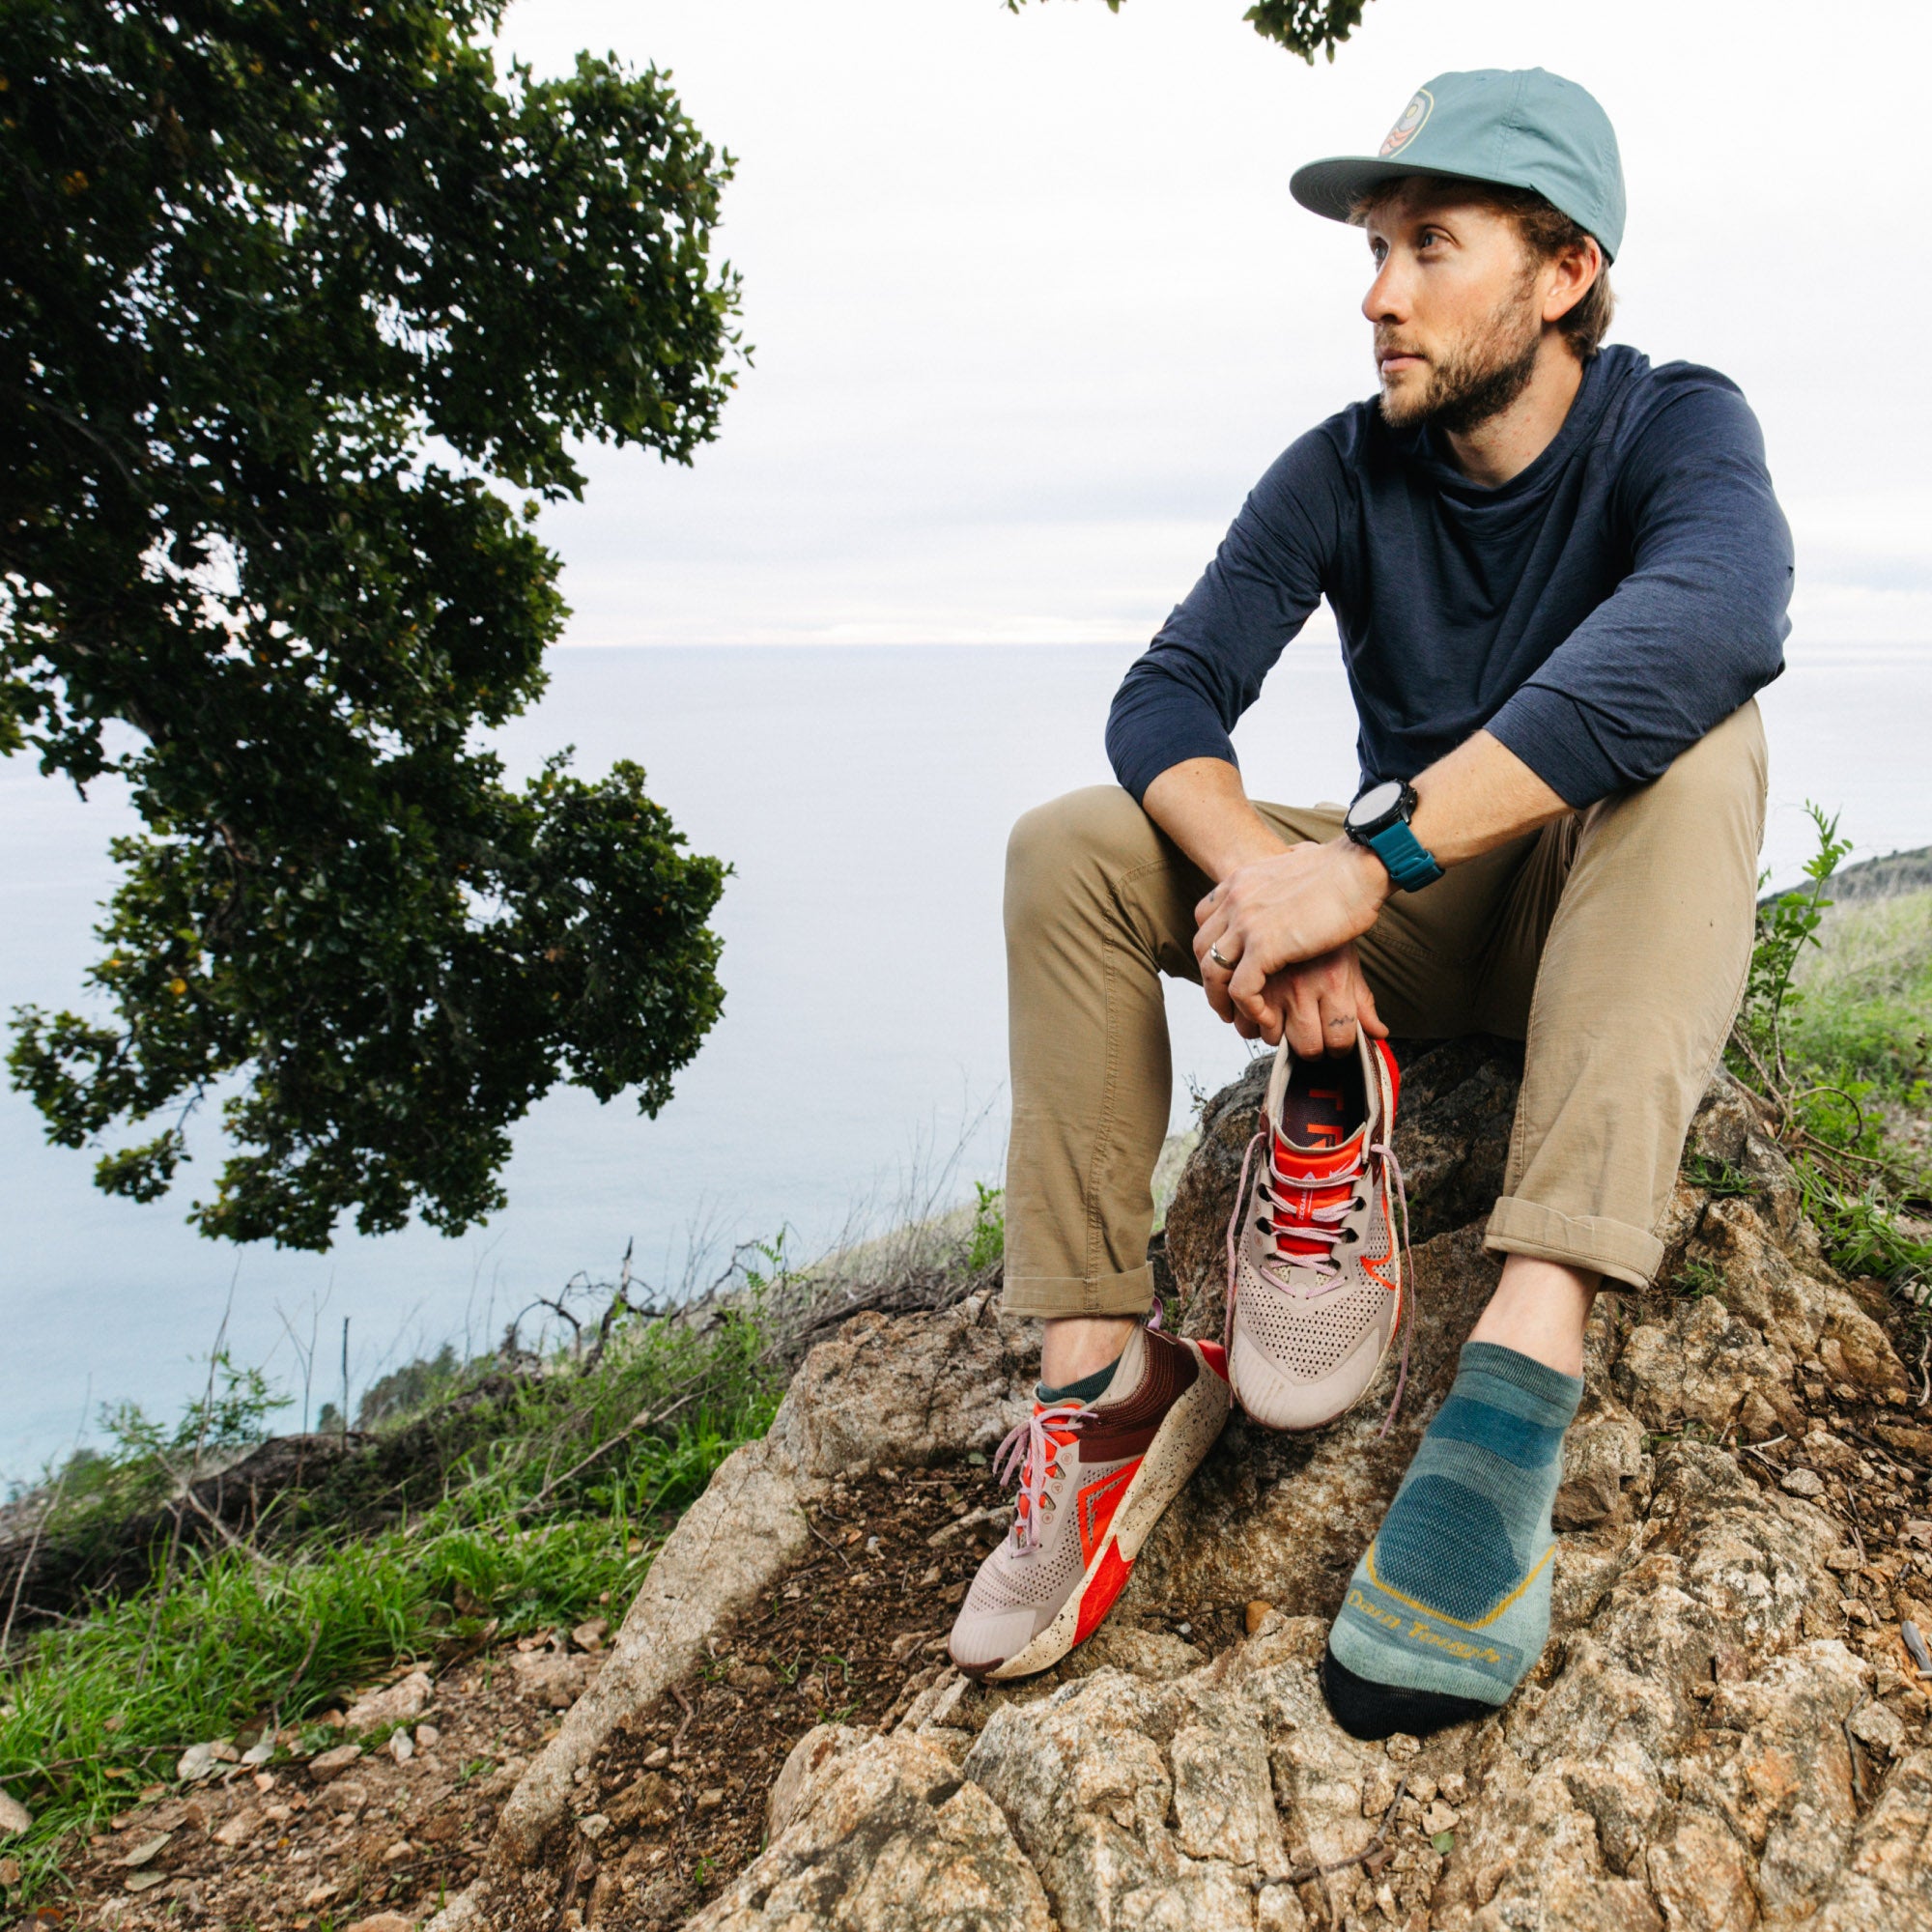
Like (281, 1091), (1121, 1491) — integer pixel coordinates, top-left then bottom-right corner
(1544, 237), (1604, 325)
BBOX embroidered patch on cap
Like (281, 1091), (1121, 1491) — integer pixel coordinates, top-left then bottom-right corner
(1378, 89), (1433, 157)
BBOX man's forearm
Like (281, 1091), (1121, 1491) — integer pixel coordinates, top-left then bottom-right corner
(1140, 731), (1569, 887)
(1141, 757), (1289, 881)
(1407, 729), (1574, 867)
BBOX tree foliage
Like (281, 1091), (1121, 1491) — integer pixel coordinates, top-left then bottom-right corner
(1005, 0), (1373, 63)
(1, 0), (741, 1248)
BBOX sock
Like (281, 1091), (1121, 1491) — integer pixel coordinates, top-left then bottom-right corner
(1036, 1351), (1124, 1406)
(1323, 1341), (1582, 1740)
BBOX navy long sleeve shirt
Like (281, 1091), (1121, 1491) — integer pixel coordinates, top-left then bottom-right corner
(1105, 345), (1793, 810)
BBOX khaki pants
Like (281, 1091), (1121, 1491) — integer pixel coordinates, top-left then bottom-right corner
(1003, 702), (1768, 1317)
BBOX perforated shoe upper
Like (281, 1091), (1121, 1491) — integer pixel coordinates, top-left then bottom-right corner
(1226, 1031), (1411, 1434)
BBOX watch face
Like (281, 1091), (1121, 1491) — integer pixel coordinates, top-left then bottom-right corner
(1349, 779), (1405, 831)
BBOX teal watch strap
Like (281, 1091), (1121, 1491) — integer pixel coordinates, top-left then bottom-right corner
(1366, 818), (1444, 892)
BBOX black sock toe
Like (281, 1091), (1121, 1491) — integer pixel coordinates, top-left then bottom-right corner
(1320, 1646), (1496, 1741)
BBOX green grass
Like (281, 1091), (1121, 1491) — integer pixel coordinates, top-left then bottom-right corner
(1729, 834), (1932, 1307)
(0, 1293), (785, 1908)
(1786, 888), (1932, 1113)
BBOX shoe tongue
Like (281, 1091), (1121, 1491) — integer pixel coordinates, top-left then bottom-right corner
(1267, 1124), (1363, 1259)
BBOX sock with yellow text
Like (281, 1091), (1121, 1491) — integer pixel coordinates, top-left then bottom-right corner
(1322, 1341), (1582, 1739)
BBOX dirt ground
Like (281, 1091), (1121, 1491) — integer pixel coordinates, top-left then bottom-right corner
(25, 1315), (1932, 1932)
(29, 1457), (1009, 1932)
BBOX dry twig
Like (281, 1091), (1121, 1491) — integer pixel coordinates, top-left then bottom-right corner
(1278, 1775), (1409, 1889)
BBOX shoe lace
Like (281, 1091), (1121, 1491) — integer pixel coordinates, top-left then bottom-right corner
(1223, 1125), (1418, 1436)
(992, 1401), (1093, 1553)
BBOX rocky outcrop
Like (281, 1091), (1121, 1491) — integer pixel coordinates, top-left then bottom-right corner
(431, 1041), (1932, 1932)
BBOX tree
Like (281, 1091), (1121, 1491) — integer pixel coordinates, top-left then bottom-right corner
(1005, 0), (1374, 63)
(1, 0), (742, 1250)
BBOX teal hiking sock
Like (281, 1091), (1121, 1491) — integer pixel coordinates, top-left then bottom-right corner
(1323, 1341), (1583, 1740)
(1036, 1351), (1124, 1406)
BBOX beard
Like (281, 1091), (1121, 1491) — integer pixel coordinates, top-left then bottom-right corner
(1376, 285), (1543, 436)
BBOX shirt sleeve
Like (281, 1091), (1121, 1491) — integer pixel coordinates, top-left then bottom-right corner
(1104, 429), (1343, 803)
(1485, 374), (1793, 807)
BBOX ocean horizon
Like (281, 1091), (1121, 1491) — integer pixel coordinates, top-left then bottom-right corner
(4, 637), (1929, 1483)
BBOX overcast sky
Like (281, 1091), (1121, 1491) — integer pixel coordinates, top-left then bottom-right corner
(493, 0), (1931, 654)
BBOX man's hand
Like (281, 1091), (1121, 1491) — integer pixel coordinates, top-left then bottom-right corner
(1211, 941), (1389, 1053)
(1193, 838), (1392, 1048)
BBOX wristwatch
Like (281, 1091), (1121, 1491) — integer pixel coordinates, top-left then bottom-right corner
(1344, 779), (1443, 892)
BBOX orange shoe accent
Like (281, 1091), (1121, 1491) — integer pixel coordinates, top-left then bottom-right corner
(1074, 1541), (1133, 1645)
(1076, 1460), (1139, 1564)
(1198, 1340), (1230, 1383)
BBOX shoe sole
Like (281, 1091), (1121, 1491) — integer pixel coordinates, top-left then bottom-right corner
(1231, 1280), (1402, 1435)
(978, 1340), (1232, 1682)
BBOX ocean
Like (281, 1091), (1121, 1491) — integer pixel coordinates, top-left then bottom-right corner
(3, 639), (1927, 1480)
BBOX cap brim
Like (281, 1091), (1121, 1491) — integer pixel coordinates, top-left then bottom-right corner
(1290, 155), (1520, 226)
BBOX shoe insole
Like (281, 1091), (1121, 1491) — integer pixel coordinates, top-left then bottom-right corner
(1280, 1047), (1367, 1151)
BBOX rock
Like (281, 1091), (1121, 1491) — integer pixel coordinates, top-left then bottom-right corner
(1553, 1394), (1646, 1529)
(0, 1788), (30, 1836)
(767, 1296), (1037, 1478)
(607, 1771), (675, 1832)
(506, 1648), (599, 1710)
(427, 1049), (1932, 1932)
(570, 1616), (609, 1651)
(768, 1724), (869, 1843)
(212, 1807), (259, 1848)
(344, 1669), (432, 1734)
(345, 1915), (417, 1932)
(415, 1723), (441, 1749)
(1850, 1700), (1910, 1757)
(1803, 1427), (1866, 1478)
(308, 1743), (364, 1784)
(1615, 1293), (1797, 1437)
(388, 1728), (414, 1764)
(1807, 1748), (1932, 1931)
(688, 1734), (1053, 1932)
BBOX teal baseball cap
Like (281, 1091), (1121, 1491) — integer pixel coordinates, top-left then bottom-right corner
(1290, 68), (1626, 262)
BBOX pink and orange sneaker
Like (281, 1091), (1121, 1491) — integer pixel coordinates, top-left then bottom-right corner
(1225, 1030), (1414, 1434)
(947, 1322), (1230, 1681)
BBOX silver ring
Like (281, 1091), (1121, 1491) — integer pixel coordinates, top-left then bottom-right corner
(1208, 943), (1235, 971)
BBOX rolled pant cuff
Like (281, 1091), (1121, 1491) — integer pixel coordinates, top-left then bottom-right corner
(1484, 1196), (1662, 1292)
(1001, 1262), (1156, 1321)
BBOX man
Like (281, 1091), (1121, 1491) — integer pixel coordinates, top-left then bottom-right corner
(948, 68), (1791, 1740)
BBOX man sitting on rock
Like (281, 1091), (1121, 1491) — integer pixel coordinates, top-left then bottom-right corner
(949, 68), (1791, 1740)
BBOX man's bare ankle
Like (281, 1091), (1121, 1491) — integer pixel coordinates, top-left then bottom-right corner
(1467, 1254), (1599, 1378)
(1040, 1315), (1140, 1390)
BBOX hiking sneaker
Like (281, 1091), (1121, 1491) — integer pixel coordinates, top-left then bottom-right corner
(1225, 1030), (1413, 1434)
(948, 1321), (1230, 1681)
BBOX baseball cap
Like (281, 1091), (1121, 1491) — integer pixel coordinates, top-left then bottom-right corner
(1289, 68), (1626, 262)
